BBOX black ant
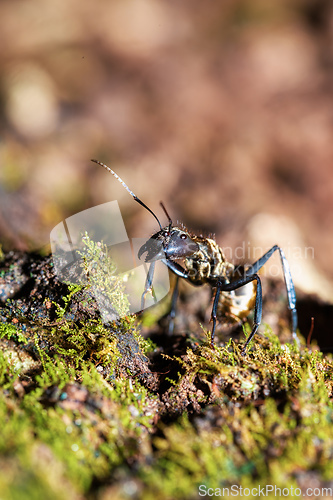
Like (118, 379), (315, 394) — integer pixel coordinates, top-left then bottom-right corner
(92, 160), (298, 355)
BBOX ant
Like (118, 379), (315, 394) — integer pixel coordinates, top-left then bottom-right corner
(92, 159), (298, 355)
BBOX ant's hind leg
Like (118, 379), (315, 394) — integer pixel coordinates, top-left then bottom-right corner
(241, 275), (263, 354)
(246, 245), (298, 345)
(210, 284), (222, 348)
(221, 274), (263, 354)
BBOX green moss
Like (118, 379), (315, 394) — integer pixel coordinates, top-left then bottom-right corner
(0, 346), (156, 495)
(135, 333), (333, 499)
(164, 331), (333, 403)
(0, 322), (27, 344)
(0, 249), (159, 497)
(139, 389), (333, 499)
(78, 234), (130, 319)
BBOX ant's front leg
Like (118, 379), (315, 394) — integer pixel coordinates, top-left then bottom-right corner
(141, 261), (158, 310)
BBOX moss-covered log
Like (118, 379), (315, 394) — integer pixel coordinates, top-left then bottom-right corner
(1, 251), (333, 500)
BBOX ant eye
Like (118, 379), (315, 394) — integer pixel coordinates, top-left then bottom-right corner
(180, 233), (187, 240)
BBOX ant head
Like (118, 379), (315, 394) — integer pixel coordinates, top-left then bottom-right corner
(162, 227), (199, 260)
(138, 227), (199, 262)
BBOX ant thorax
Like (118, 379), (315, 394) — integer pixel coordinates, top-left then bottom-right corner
(184, 236), (233, 285)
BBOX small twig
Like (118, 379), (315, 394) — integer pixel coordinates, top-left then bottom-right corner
(307, 317), (315, 348)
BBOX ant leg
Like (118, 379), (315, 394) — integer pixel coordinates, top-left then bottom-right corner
(168, 276), (179, 335)
(142, 258), (188, 311)
(162, 260), (189, 335)
(210, 284), (222, 348)
(141, 261), (157, 310)
(246, 245), (298, 343)
(241, 276), (262, 354)
(164, 259), (189, 279)
(222, 274), (262, 354)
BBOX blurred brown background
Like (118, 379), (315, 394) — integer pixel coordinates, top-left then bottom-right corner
(0, 0), (333, 300)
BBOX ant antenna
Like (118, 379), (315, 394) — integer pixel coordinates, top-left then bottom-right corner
(91, 159), (163, 231)
(160, 202), (172, 231)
